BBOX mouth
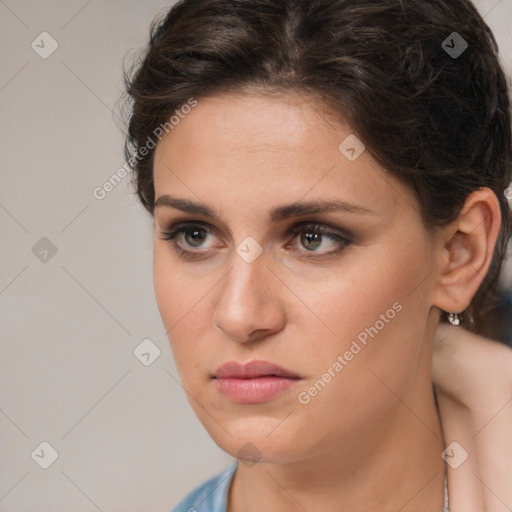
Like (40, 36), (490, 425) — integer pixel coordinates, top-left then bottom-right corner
(212, 360), (301, 404)
(213, 359), (301, 379)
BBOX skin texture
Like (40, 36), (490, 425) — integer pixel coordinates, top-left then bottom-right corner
(151, 92), (501, 511)
(432, 324), (512, 512)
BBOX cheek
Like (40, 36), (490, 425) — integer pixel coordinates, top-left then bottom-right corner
(289, 263), (431, 445)
(153, 246), (210, 374)
(302, 240), (429, 343)
(299, 237), (434, 386)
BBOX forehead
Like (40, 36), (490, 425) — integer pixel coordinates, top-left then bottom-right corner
(152, 93), (416, 221)
(156, 92), (337, 160)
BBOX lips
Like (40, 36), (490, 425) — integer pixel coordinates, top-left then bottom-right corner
(213, 360), (301, 379)
(213, 360), (301, 404)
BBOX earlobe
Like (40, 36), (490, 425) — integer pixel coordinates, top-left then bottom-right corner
(432, 188), (502, 314)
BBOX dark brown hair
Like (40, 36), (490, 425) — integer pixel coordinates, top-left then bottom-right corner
(122, 0), (512, 332)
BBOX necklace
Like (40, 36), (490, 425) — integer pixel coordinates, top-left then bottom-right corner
(443, 468), (449, 512)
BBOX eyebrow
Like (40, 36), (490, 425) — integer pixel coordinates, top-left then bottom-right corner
(154, 194), (374, 221)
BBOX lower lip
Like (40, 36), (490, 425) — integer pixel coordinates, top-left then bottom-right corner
(214, 376), (300, 404)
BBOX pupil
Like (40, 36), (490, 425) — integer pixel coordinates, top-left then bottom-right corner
(186, 229), (205, 246)
(302, 232), (321, 250)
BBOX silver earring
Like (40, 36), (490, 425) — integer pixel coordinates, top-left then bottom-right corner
(447, 313), (461, 326)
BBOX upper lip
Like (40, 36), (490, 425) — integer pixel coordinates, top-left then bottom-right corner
(213, 360), (301, 379)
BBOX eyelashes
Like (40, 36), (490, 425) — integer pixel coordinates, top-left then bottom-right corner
(158, 221), (353, 261)
(159, 222), (217, 260)
(286, 223), (351, 256)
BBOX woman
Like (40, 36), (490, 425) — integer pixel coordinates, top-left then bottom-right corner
(122, 0), (512, 510)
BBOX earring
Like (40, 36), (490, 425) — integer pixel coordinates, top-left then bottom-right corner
(447, 313), (461, 326)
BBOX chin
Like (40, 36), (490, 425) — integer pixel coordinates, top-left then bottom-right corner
(206, 420), (307, 465)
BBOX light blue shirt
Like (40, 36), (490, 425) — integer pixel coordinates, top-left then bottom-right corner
(171, 463), (238, 512)
(170, 462), (449, 511)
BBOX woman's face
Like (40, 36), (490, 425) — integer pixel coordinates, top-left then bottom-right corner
(153, 92), (441, 464)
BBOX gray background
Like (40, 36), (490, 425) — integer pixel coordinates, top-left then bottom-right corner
(0, 1), (511, 511)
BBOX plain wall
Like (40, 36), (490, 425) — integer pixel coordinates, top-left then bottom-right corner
(1, 1), (511, 510)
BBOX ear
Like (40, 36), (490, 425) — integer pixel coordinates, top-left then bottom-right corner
(432, 187), (502, 314)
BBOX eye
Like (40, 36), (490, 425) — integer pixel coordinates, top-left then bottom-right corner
(286, 222), (351, 257)
(159, 222), (220, 259)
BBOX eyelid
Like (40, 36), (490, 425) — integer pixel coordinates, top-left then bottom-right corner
(160, 218), (352, 239)
(160, 219), (349, 240)
(286, 221), (353, 240)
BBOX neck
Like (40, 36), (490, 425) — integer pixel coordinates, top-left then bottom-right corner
(229, 374), (445, 511)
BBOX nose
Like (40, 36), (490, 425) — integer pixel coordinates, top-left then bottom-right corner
(213, 250), (286, 344)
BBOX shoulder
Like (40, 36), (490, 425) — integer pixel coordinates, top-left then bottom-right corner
(170, 462), (238, 512)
